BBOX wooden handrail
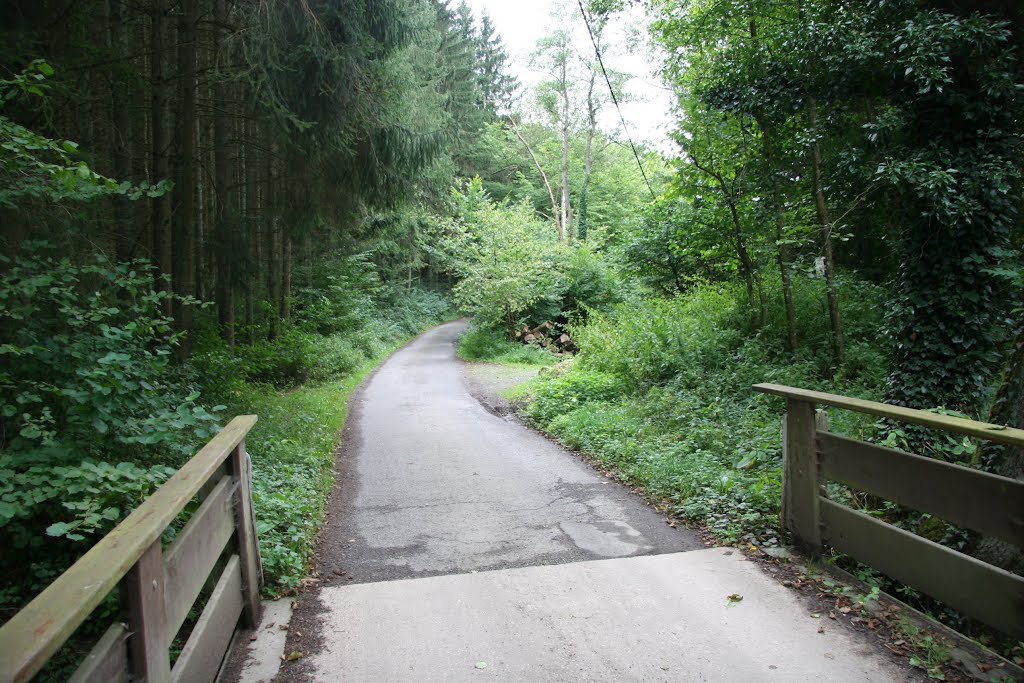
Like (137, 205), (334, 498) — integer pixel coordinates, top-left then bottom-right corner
(0, 415), (258, 683)
(753, 383), (1024, 447)
(754, 384), (1024, 639)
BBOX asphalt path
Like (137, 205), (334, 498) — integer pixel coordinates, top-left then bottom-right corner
(238, 321), (914, 683)
(315, 319), (701, 583)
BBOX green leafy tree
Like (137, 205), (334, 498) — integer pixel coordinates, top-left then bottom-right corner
(435, 179), (569, 335)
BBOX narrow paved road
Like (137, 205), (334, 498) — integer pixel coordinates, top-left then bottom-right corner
(241, 321), (913, 682)
(316, 320), (700, 582)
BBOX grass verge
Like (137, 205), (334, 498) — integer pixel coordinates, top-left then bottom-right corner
(223, 334), (429, 597)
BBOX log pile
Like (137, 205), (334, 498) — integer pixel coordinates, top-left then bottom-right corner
(514, 320), (575, 353)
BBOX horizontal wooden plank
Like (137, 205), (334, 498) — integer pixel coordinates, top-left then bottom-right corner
(171, 556), (243, 683)
(820, 498), (1024, 639)
(164, 475), (237, 639)
(0, 415), (257, 683)
(819, 432), (1024, 546)
(67, 622), (128, 683)
(752, 384), (1024, 448)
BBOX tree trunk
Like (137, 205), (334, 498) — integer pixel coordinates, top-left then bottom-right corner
(214, 0), (235, 344)
(171, 0), (198, 359)
(508, 115), (560, 236)
(579, 70), (597, 241)
(759, 120), (798, 351)
(558, 53), (573, 242)
(109, 0), (133, 263)
(281, 233), (292, 323)
(972, 322), (1024, 574)
(807, 95), (845, 368)
(150, 0), (172, 316)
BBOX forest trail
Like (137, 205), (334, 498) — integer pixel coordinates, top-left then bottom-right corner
(234, 322), (912, 682)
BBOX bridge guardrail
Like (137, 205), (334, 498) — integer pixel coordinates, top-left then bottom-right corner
(753, 383), (1023, 639)
(0, 414), (261, 683)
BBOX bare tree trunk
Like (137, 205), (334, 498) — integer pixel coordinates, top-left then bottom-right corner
(171, 0), (198, 358)
(281, 233), (292, 323)
(807, 95), (845, 367)
(242, 112), (255, 340)
(214, 0), (235, 344)
(578, 71), (597, 240)
(150, 0), (172, 316)
(558, 56), (573, 242)
(688, 150), (764, 329)
(267, 151), (280, 341)
(507, 115), (560, 236)
(109, 0), (134, 263)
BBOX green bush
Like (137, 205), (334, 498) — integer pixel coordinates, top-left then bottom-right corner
(519, 273), (891, 548)
(573, 284), (745, 390)
(458, 325), (557, 366)
(526, 370), (625, 425)
(0, 245), (221, 463)
(0, 456), (175, 608)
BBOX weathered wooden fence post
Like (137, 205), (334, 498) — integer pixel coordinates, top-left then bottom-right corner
(783, 398), (821, 552)
(230, 439), (263, 627)
(122, 540), (170, 682)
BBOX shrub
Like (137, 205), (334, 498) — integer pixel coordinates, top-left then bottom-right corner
(458, 325), (557, 366)
(0, 455), (175, 607)
(0, 245), (221, 464)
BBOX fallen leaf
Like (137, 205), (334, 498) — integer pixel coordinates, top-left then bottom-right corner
(838, 606), (852, 614)
(726, 593), (743, 604)
(977, 663), (991, 673)
(810, 613), (822, 619)
(287, 651), (303, 661)
(249, 635), (258, 642)
(278, 624), (289, 631)
(475, 662), (488, 670)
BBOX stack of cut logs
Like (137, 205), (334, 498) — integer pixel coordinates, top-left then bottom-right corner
(514, 320), (575, 353)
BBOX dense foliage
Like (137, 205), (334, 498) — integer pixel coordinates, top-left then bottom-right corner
(1, 0), (1022, 668)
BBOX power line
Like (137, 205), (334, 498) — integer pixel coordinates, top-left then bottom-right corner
(577, 0), (656, 199)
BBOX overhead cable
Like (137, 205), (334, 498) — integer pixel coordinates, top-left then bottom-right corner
(577, 0), (656, 199)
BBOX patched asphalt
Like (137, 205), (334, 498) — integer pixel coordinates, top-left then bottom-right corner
(314, 319), (702, 585)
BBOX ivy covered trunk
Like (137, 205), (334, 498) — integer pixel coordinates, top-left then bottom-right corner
(972, 322), (1024, 575)
(880, 3), (1020, 436)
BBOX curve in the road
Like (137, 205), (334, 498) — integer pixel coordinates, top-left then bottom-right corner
(315, 320), (701, 583)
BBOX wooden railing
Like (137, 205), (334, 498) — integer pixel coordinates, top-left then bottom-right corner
(753, 384), (1024, 640)
(0, 415), (262, 683)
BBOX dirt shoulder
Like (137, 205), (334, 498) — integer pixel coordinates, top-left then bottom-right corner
(458, 359), (541, 417)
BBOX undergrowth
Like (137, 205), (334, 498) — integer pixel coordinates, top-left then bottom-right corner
(519, 276), (888, 548)
(457, 324), (559, 366)
(515, 275), (1023, 658)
